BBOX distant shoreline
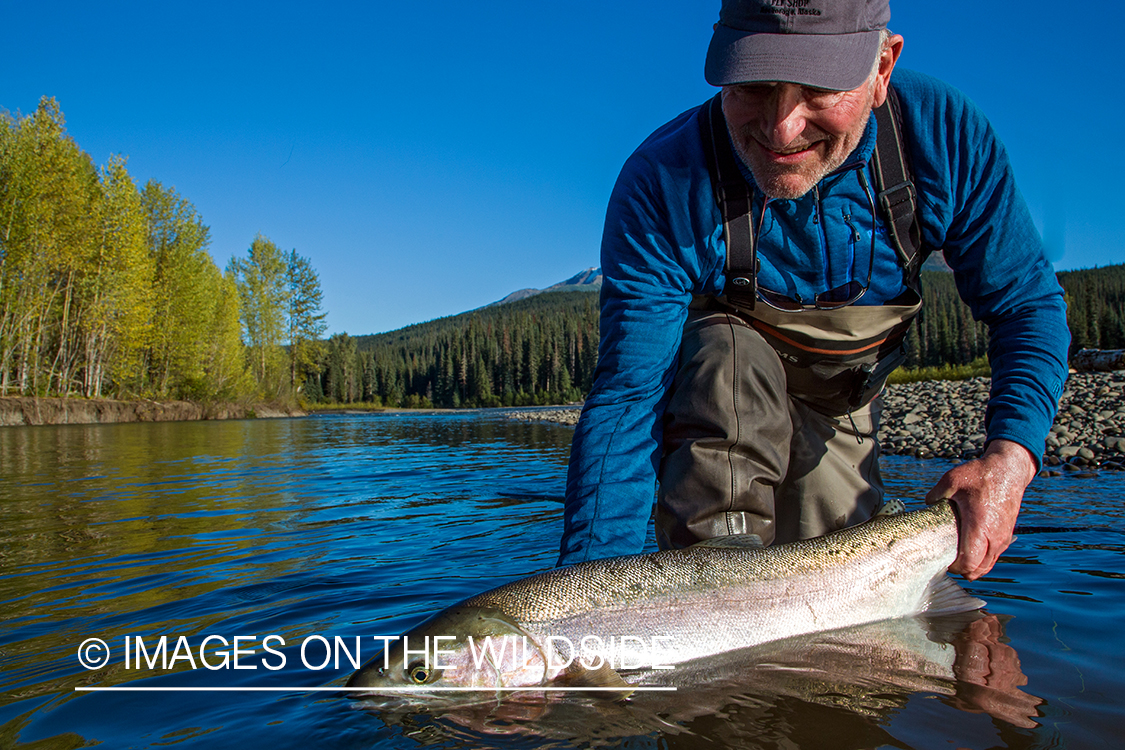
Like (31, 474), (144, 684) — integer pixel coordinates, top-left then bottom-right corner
(0, 396), (304, 427)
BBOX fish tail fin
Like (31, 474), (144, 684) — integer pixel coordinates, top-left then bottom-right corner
(922, 574), (986, 616)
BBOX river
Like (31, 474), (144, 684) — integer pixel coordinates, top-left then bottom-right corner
(1, 412), (1122, 749)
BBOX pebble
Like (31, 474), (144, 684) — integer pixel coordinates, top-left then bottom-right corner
(873, 371), (1124, 474)
(508, 371), (1125, 473)
(507, 408), (582, 426)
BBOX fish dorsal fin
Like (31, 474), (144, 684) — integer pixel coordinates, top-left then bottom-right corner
(691, 534), (765, 550)
(922, 574), (986, 616)
(876, 498), (907, 517)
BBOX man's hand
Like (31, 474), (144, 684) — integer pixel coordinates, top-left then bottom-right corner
(925, 439), (1038, 580)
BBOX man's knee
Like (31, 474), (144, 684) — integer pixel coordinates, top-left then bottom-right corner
(774, 397), (885, 542)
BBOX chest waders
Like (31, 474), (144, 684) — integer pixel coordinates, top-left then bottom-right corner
(655, 89), (934, 551)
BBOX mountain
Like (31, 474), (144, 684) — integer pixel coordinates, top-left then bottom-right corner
(489, 267), (602, 306)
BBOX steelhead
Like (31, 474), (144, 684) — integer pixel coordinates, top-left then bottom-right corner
(346, 500), (983, 693)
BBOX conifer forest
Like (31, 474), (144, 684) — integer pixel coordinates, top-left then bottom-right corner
(306, 267), (1125, 410)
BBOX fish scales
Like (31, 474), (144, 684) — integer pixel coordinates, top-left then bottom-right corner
(462, 501), (957, 622)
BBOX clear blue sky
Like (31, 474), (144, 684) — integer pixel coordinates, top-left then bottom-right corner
(5, 2), (1122, 335)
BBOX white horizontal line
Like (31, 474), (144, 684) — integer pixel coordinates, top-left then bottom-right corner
(74, 686), (675, 693)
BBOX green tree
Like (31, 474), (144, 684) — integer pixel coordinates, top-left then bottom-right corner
(325, 332), (358, 402)
(229, 235), (288, 398)
(202, 267), (252, 400)
(0, 97), (101, 395)
(78, 155), (153, 397)
(286, 249), (327, 397)
(142, 180), (216, 398)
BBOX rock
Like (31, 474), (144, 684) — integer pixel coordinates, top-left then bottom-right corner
(507, 408), (580, 426)
(1071, 349), (1125, 371)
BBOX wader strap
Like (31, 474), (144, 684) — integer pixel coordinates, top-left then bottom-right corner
(871, 86), (928, 289)
(699, 93), (756, 310)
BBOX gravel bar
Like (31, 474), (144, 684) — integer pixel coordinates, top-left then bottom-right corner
(507, 371), (1125, 478)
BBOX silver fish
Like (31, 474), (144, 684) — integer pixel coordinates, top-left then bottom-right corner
(346, 500), (983, 693)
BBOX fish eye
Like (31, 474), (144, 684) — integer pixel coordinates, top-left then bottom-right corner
(407, 662), (430, 684)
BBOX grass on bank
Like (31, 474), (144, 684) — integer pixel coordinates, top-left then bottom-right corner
(887, 356), (990, 385)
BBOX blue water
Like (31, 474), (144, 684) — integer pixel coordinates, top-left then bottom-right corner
(0, 412), (1122, 749)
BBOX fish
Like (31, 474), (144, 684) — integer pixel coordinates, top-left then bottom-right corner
(346, 499), (984, 694)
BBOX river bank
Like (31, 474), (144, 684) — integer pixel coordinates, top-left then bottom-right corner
(507, 371), (1125, 475)
(0, 396), (304, 427)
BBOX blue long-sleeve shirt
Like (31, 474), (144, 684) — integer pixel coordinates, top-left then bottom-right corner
(558, 69), (1070, 566)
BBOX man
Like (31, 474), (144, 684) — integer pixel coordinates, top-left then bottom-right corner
(558, 0), (1069, 580)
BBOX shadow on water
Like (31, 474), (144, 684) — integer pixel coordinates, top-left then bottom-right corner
(0, 411), (1122, 748)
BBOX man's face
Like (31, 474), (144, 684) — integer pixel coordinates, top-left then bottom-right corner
(720, 35), (902, 200)
(721, 81), (874, 200)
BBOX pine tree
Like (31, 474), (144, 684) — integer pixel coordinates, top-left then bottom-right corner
(286, 249), (328, 397)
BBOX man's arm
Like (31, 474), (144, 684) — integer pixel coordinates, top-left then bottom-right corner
(892, 70), (1069, 579)
(558, 109), (724, 566)
(558, 238), (695, 566)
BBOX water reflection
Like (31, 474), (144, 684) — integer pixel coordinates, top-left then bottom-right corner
(358, 612), (1040, 749)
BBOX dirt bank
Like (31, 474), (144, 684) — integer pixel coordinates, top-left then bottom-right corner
(0, 396), (304, 427)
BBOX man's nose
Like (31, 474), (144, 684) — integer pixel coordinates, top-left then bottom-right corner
(760, 84), (807, 149)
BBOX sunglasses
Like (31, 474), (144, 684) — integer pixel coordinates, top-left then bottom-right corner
(752, 169), (877, 312)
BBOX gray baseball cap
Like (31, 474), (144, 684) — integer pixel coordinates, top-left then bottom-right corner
(705, 0), (890, 91)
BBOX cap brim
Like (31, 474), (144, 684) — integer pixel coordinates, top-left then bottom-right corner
(705, 27), (882, 91)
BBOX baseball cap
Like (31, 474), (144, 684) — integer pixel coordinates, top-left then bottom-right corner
(704, 0), (890, 91)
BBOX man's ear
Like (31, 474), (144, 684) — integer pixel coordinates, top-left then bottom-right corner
(872, 34), (904, 107)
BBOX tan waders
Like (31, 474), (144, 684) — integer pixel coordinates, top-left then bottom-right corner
(656, 294), (920, 549)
